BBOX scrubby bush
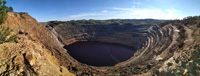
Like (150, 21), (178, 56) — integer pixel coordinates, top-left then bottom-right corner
(17, 12), (28, 19)
(0, 26), (17, 44)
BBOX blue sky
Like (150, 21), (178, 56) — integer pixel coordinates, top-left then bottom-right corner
(6, 0), (200, 22)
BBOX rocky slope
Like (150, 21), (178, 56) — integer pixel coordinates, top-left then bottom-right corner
(0, 12), (75, 76)
(0, 12), (200, 76)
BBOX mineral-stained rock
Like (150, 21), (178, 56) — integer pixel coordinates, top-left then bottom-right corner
(14, 55), (24, 65)
(0, 65), (7, 73)
(25, 53), (36, 66)
(19, 29), (25, 34)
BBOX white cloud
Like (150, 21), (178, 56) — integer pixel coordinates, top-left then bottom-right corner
(133, 0), (141, 5)
(102, 10), (108, 13)
(112, 7), (184, 20)
(56, 0), (188, 21)
(132, 0), (142, 8)
(113, 7), (131, 11)
(63, 8), (183, 20)
(133, 9), (182, 19)
(63, 0), (184, 21)
(68, 13), (103, 18)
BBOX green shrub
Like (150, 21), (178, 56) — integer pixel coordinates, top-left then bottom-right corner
(0, 26), (17, 44)
(17, 12), (27, 19)
(0, 0), (13, 24)
(14, 13), (17, 17)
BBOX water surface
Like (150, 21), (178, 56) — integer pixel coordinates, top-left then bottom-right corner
(64, 41), (136, 66)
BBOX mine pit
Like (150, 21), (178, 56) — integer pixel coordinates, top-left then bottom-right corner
(64, 41), (136, 66)
(47, 20), (181, 75)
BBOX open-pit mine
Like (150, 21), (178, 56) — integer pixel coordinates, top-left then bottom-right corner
(0, 12), (200, 76)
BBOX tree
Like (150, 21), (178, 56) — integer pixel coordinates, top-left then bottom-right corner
(0, 0), (14, 24)
(8, 7), (13, 12)
(2, 0), (6, 5)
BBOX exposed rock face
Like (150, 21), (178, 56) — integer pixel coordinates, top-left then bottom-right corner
(56, 24), (148, 49)
(0, 12), (75, 76)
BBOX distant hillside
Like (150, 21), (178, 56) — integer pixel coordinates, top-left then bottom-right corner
(42, 19), (168, 27)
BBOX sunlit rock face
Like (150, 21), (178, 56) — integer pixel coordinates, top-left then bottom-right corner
(0, 12), (75, 76)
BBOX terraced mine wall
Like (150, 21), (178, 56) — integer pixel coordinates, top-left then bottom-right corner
(56, 24), (148, 49)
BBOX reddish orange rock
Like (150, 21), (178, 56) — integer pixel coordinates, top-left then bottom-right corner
(25, 53), (36, 66)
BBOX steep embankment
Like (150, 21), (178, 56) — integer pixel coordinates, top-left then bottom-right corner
(0, 12), (75, 76)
